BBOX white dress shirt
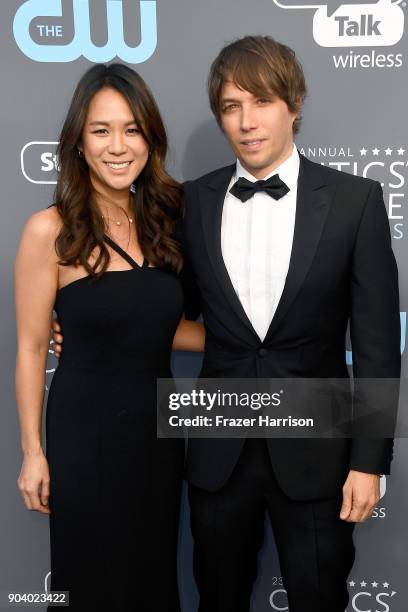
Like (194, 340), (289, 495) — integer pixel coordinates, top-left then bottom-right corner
(221, 144), (300, 341)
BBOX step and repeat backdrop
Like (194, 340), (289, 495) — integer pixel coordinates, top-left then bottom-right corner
(1, 1), (407, 610)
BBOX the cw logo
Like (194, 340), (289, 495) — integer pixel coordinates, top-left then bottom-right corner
(13, 0), (157, 63)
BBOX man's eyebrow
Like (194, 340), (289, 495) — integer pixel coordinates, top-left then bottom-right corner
(88, 119), (138, 126)
(221, 98), (241, 104)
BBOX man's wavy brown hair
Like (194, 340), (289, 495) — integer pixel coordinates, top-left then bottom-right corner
(208, 36), (307, 135)
(54, 63), (183, 276)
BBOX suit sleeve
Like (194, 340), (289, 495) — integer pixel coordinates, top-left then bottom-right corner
(349, 180), (401, 475)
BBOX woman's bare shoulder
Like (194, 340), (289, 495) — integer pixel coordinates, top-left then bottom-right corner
(22, 206), (62, 243)
(18, 206), (63, 264)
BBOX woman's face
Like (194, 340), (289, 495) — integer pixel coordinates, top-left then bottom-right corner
(80, 87), (149, 195)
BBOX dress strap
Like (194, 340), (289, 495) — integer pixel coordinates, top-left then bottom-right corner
(103, 234), (147, 269)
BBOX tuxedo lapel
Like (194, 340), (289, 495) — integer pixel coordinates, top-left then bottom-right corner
(198, 165), (260, 341)
(196, 155), (337, 345)
(263, 154), (337, 342)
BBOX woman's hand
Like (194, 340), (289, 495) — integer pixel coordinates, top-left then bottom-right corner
(17, 449), (51, 514)
(51, 318), (63, 359)
(172, 316), (205, 352)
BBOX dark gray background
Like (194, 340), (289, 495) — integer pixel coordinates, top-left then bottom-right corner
(1, 1), (407, 610)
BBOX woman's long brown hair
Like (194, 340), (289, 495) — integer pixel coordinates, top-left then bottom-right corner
(54, 63), (183, 276)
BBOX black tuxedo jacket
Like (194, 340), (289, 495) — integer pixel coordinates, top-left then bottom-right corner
(181, 153), (400, 501)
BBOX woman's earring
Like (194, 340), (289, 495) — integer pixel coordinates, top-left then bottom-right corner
(77, 148), (83, 158)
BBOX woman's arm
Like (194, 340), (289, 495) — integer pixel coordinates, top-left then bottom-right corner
(172, 316), (205, 352)
(15, 208), (60, 514)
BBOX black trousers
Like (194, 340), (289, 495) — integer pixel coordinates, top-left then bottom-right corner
(188, 438), (356, 612)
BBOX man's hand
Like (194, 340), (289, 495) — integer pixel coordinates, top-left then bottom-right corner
(340, 470), (381, 522)
(51, 317), (63, 359)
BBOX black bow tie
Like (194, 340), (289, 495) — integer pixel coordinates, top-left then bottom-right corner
(229, 174), (290, 203)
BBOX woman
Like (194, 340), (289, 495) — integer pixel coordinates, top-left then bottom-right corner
(15, 63), (204, 611)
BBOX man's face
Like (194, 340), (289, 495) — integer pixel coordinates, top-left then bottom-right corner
(220, 79), (298, 179)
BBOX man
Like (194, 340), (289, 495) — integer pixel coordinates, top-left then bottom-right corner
(180, 36), (400, 612)
(53, 36), (400, 612)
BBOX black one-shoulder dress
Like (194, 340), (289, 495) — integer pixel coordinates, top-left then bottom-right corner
(46, 234), (184, 611)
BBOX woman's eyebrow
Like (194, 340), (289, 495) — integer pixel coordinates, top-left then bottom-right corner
(88, 119), (138, 126)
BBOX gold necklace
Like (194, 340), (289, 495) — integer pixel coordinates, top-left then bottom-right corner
(102, 205), (133, 253)
(101, 204), (133, 226)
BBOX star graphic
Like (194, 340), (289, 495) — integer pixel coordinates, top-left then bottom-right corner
(360, 581), (367, 587)
(385, 148), (393, 156)
(383, 582), (389, 588)
(372, 148), (380, 156)
(349, 581), (355, 587)
(397, 148), (405, 155)
(360, 148), (367, 156)
(372, 582), (378, 587)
